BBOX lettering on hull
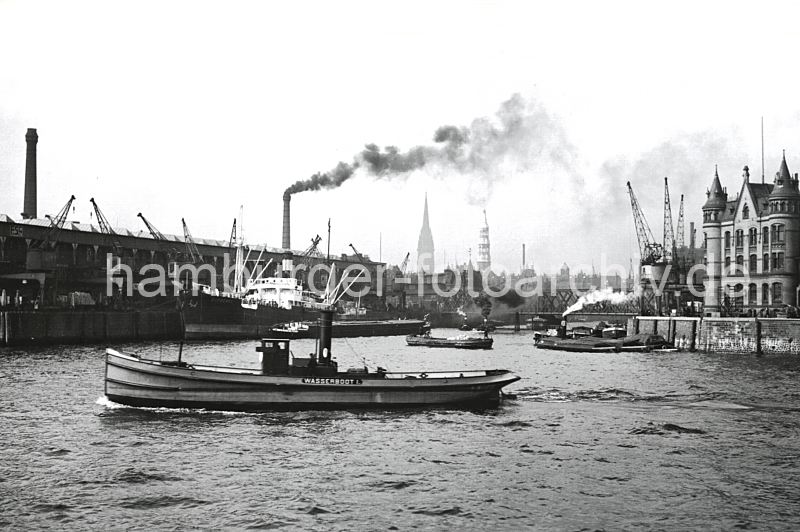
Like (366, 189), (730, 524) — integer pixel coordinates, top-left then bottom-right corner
(301, 377), (363, 385)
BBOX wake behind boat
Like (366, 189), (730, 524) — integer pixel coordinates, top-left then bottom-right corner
(104, 309), (519, 410)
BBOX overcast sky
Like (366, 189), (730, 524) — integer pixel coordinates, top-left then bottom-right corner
(3, 0), (800, 274)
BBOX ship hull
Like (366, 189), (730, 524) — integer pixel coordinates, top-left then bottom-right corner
(182, 293), (424, 339)
(181, 292), (316, 340)
(406, 335), (493, 349)
(105, 350), (519, 410)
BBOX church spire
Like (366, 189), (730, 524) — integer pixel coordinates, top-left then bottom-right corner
(416, 193), (435, 274)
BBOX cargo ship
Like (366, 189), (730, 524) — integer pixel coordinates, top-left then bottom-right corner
(181, 277), (425, 340)
(181, 277), (328, 340)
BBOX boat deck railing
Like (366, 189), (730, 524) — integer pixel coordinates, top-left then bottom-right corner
(108, 349), (509, 380)
(382, 369), (498, 380)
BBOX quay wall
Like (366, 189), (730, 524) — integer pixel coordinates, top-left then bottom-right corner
(630, 316), (800, 355)
(0, 310), (182, 346)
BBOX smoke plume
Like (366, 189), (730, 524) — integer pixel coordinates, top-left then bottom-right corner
(283, 93), (580, 203)
(562, 287), (637, 317)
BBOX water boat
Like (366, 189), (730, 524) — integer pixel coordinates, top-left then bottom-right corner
(406, 334), (494, 349)
(104, 309), (519, 410)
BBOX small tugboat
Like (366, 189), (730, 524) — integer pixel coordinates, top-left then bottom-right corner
(104, 309), (518, 410)
(267, 321), (312, 339)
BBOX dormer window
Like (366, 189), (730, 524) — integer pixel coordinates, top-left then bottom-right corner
(743, 205), (749, 219)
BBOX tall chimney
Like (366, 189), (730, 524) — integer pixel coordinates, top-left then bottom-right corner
(689, 222), (695, 249)
(282, 192), (291, 250)
(21, 128), (38, 219)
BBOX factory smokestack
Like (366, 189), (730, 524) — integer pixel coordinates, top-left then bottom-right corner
(21, 128), (38, 219)
(282, 192), (291, 250)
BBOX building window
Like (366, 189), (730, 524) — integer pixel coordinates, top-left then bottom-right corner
(749, 254), (757, 273)
(743, 205), (749, 219)
(763, 227), (769, 246)
(762, 283), (770, 305)
(763, 253), (770, 272)
(774, 224), (785, 243)
(777, 252), (785, 270)
(748, 283), (757, 306)
(734, 283), (744, 310)
(772, 282), (783, 305)
(771, 253), (777, 270)
(725, 231), (731, 249)
(725, 256), (731, 274)
(735, 230), (744, 248)
(749, 227), (758, 246)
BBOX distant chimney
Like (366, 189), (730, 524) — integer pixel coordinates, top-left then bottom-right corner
(282, 192), (291, 249)
(21, 128), (38, 219)
(689, 222), (695, 249)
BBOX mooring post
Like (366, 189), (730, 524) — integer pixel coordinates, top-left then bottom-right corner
(755, 318), (762, 356)
(690, 319), (697, 351)
(514, 311), (520, 332)
(634, 317), (640, 334)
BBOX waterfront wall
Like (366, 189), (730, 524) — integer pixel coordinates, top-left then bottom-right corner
(0, 310), (182, 346)
(630, 316), (800, 354)
(629, 317), (701, 350)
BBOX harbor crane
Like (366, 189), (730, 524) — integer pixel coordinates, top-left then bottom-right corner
(348, 242), (372, 280)
(663, 177), (677, 263)
(138, 212), (181, 259)
(399, 252), (410, 275)
(90, 198), (121, 255)
(137, 212), (167, 241)
(181, 218), (202, 263)
(35, 195), (75, 249)
(626, 182), (664, 266)
(228, 219), (237, 249)
(675, 194), (685, 249)
(292, 235), (323, 290)
(348, 243), (367, 265)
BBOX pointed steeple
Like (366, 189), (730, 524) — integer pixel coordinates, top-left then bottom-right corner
(703, 165), (727, 209)
(770, 151), (800, 199)
(416, 193), (435, 274)
(778, 150), (791, 183)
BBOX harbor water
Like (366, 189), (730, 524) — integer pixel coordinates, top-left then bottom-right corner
(2, 330), (800, 530)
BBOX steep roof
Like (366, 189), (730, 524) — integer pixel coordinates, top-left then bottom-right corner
(703, 166), (727, 209)
(747, 183), (774, 217)
(769, 152), (800, 199)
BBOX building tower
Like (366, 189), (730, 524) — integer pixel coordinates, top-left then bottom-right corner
(766, 153), (800, 306)
(477, 210), (491, 272)
(702, 166), (727, 315)
(416, 194), (435, 274)
(21, 128), (38, 220)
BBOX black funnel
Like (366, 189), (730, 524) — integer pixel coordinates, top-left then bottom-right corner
(317, 308), (333, 361)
